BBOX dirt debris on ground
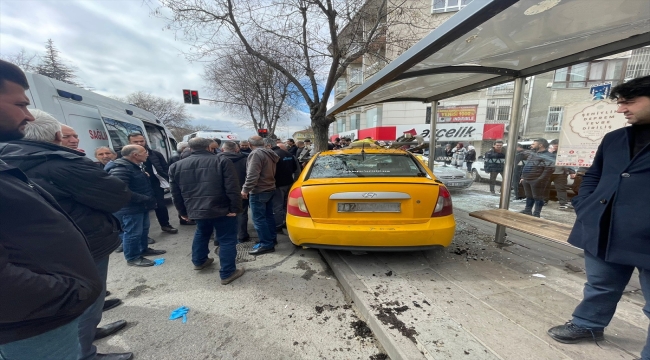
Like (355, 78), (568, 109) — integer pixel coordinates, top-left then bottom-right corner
(372, 302), (418, 344)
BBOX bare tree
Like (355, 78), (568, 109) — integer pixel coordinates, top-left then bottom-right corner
(154, 0), (427, 151)
(169, 123), (210, 141)
(203, 44), (301, 137)
(115, 91), (194, 132)
(0, 48), (39, 72)
(36, 39), (80, 86)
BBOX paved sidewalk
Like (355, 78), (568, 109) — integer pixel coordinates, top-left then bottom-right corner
(96, 206), (385, 359)
(322, 210), (648, 360)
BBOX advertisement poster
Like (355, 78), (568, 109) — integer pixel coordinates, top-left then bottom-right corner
(556, 100), (627, 167)
(437, 105), (478, 123)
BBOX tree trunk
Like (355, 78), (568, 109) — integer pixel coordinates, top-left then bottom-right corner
(311, 115), (331, 153)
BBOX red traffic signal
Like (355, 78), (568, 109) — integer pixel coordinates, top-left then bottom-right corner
(258, 128), (268, 138)
(182, 89), (191, 104)
(190, 90), (200, 105)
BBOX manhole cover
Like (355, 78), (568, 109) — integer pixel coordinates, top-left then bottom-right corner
(235, 242), (256, 263)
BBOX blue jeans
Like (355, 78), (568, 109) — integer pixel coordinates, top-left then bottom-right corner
(572, 251), (650, 359)
(78, 256), (109, 360)
(0, 318), (80, 360)
(249, 191), (276, 249)
(273, 185), (290, 227)
(237, 200), (250, 240)
(118, 212), (150, 261)
(193, 216), (238, 279)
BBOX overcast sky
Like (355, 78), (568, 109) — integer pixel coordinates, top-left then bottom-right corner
(0, 0), (313, 139)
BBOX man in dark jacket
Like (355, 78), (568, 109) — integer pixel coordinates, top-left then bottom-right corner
(107, 145), (166, 267)
(1, 110), (133, 360)
(239, 140), (252, 155)
(0, 59), (102, 359)
(128, 133), (178, 234)
(169, 138), (245, 285)
(548, 76), (650, 358)
(267, 138), (297, 233)
(519, 138), (555, 217)
(287, 138), (298, 156)
(221, 141), (250, 242)
(484, 140), (505, 195)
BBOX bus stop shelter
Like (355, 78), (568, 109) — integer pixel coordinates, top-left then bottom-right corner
(327, 0), (650, 242)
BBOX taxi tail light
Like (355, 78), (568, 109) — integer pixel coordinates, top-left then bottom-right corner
(288, 187), (311, 217)
(432, 186), (453, 217)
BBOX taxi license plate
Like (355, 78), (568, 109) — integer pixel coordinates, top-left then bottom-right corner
(337, 202), (401, 213)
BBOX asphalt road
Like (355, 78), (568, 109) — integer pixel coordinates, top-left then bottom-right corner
(96, 207), (386, 360)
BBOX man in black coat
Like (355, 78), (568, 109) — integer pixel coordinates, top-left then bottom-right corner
(107, 145), (166, 267)
(548, 76), (650, 358)
(221, 141), (250, 242)
(128, 133), (178, 234)
(0, 59), (102, 359)
(169, 138), (245, 285)
(518, 138), (554, 218)
(267, 139), (298, 233)
(484, 140), (505, 194)
(0, 109), (133, 360)
(287, 138), (298, 156)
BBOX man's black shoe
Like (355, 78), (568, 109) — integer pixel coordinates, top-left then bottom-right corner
(102, 298), (122, 312)
(180, 219), (196, 225)
(238, 236), (251, 243)
(519, 209), (532, 215)
(105, 290), (111, 297)
(142, 248), (166, 256)
(249, 247), (275, 256)
(127, 257), (154, 267)
(95, 352), (133, 360)
(161, 225), (178, 234)
(94, 320), (127, 340)
(547, 322), (604, 344)
(147, 237), (156, 244)
(114, 244), (123, 253)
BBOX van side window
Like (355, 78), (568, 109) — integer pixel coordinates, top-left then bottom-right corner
(103, 117), (143, 149)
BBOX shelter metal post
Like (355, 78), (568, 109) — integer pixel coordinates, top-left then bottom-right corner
(428, 101), (437, 172)
(495, 77), (525, 244)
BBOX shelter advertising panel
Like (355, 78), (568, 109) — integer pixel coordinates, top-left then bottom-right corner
(556, 100), (627, 167)
(437, 105), (478, 123)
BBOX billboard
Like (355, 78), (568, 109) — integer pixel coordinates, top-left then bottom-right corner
(437, 105), (478, 123)
(555, 100), (628, 167)
(395, 123), (484, 141)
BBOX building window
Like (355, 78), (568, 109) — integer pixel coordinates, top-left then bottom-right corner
(366, 106), (382, 128)
(625, 47), (650, 80)
(553, 59), (627, 88)
(545, 106), (563, 132)
(335, 79), (347, 96)
(432, 0), (473, 13)
(487, 82), (515, 95)
(486, 99), (511, 122)
(349, 114), (360, 130)
(425, 106), (432, 124)
(337, 118), (346, 133)
(349, 67), (363, 86)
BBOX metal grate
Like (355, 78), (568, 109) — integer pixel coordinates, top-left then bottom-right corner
(625, 47), (650, 79)
(545, 106), (563, 132)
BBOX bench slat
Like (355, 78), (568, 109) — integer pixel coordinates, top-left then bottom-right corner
(468, 209), (573, 246)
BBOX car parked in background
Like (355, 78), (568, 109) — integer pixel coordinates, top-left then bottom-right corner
(286, 148), (456, 251)
(415, 155), (474, 190)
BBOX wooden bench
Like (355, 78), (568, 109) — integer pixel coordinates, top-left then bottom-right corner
(469, 209), (574, 247)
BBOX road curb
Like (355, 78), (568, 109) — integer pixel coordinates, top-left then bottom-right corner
(320, 250), (424, 360)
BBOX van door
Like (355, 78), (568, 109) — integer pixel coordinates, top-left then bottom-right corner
(58, 100), (110, 158)
(101, 116), (145, 153)
(143, 122), (171, 160)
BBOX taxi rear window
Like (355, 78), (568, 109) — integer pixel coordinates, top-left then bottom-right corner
(307, 154), (427, 179)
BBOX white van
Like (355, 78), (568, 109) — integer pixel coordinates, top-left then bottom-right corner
(24, 73), (177, 162)
(182, 130), (240, 143)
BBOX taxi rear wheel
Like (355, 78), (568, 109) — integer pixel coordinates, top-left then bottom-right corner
(471, 169), (482, 182)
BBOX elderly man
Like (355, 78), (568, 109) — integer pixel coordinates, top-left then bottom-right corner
(242, 136), (279, 255)
(269, 139), (298, 233)
(169, 141), (188, 165)
(95, 146), (117, 167)
(169, 138), (245, 284)
(548, 76), (650, 359)
(107, 145), (166, 267)
(128, 133), (178, 234)
(221, 141), (250, 242)
(0, 109), (133, 360)
(0, 59), (101, 360)
(60, 124), (83, 152)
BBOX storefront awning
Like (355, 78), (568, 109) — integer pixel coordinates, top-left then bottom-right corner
(327, 0), (650, 116)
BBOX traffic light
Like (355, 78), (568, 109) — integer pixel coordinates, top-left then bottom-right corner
(258, 128), (268, 138)
(191, 90), (200, 105)
(183, 89), (191, 104)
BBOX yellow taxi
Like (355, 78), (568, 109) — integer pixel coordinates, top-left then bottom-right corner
(286, 148), (456, 250)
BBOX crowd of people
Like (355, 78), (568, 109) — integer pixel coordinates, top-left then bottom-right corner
(1, 61), (648, 359)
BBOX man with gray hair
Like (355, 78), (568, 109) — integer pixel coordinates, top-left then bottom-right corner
(269, 140), (298, 233)
(0, 109), (134, 360)
(95, 146), (117, 167)
(107, 145), (166, 267)
(239, 139), (252, 155)
(169, 138), (245, 284)
(221, 141), (250, 242)
(169, 141), (188, 165)
(242, 136), (279, 255)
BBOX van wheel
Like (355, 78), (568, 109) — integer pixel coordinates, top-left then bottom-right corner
(471, 169), (481, 182)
